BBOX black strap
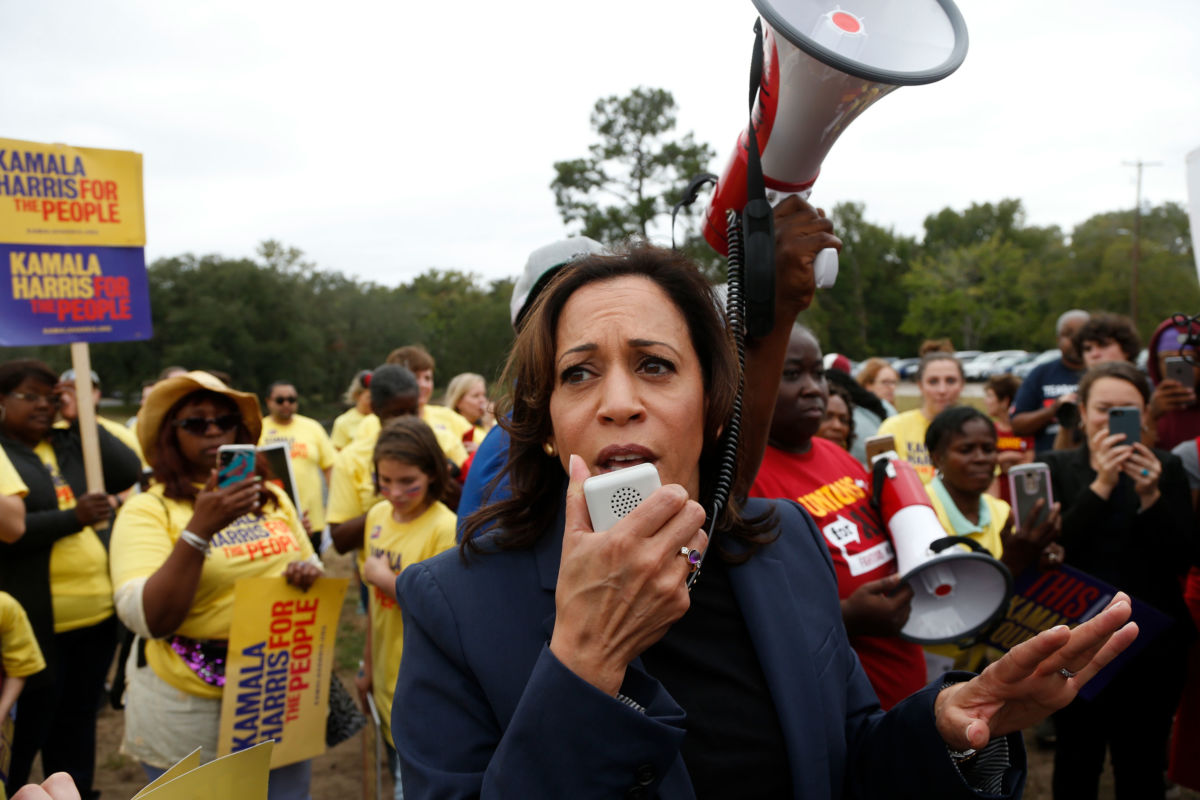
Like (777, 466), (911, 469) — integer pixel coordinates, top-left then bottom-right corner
(742, 18), (775, 338)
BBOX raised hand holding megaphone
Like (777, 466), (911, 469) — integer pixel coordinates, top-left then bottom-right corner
(704, 0), (968, 333)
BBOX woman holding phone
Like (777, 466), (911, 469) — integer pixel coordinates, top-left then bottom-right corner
(109, 371), (321, 798)
(1041, 361), (1194, 800)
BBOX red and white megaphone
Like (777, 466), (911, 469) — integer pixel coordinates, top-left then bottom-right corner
(705, 0), (969, 291)
(872, 453), (1012, 645)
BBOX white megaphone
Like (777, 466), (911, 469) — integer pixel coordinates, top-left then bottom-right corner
(872, 453), (1012, 645)
(704, 0), (969, 293)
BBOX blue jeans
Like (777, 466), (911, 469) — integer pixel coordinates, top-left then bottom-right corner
(141, 758), (312, 800)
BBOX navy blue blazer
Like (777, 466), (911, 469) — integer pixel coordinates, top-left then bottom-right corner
(394, 498), (1025, 799)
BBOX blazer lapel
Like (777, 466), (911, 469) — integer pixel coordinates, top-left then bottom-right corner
(728, 537), (832, 800)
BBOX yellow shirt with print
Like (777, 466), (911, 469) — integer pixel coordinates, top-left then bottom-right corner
(364, 499), (457, 746)
(110, 483), (316, 698)
(352, 410), (468, 468)
(0, 449), (27, 497)
(331, 407), (366, 451)
(0, 591), (46, 679)
(33, 441), (114, 633)
(877, 409), (936, 484)
(259, 413), (336, 531)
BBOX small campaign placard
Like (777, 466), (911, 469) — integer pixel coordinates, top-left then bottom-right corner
(0, 243), (152, 345)
(218, 577), (348, 768)
(0, 138), (145, 247)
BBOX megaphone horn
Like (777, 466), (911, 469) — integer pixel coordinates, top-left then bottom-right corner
(872, 454), (1012, 645)
(704, 0), (969, 290)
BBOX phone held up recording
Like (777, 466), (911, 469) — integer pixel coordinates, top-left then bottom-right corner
(217, 444), (256, 488)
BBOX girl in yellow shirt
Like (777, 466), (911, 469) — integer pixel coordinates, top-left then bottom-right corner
(360, 417), (458, 800)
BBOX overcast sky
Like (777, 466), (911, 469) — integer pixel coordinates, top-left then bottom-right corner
(3, 0), (1197, 286)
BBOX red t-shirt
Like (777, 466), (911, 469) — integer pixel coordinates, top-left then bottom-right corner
(994, 423), (1033, 506)
(750, 438), (926, 709)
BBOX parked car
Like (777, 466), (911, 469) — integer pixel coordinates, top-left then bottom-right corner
(987, 351), (1033, 377)
(1012, 349), (1061, 379)
(893, 357), (921, 380)
(965, 350), (1027, 381)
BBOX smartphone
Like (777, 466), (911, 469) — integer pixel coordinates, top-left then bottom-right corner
(864, 434), (896, 465)
(583, 462), (661, 532)
(217, 444), (257, 487)
(1166, 355), (1193, 388)
(1107, 406), (1141, 445)
(1009, 462), (1053, 530)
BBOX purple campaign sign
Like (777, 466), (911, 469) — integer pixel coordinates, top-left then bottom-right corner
(0, 243), (152, 345)
(983, 564), (1171, 700)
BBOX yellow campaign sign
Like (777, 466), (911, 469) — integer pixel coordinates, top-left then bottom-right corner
(136, 741), (273, 800)
(0, 137), (145, 247)
(217, 577), (348, 768)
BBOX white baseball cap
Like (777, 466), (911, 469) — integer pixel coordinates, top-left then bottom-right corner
(510, 237), (609, 328)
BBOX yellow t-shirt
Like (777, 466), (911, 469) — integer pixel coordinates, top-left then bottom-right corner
(0, 450), (27, 497)
(32, 441), (114, 633)
(326, 434), (379, 528)
(353, 410), (468, 468)
(110, 483), (316, 698)
(364, 499), (457, 746)
(259, 414), (336, 531)
(0, 591), (46, 678)
(877, 409), (936, 484)
(331, 407), (366, 451)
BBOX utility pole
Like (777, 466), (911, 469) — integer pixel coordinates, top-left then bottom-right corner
(1123, 159), (1161, 324)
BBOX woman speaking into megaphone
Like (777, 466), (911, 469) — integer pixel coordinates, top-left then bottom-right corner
(388, 216), (1137, 799)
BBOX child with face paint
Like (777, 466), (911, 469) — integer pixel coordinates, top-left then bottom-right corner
(359, 417), (458, 799)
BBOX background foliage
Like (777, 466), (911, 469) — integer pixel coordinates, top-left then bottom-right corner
(4, 88), (1196, 419)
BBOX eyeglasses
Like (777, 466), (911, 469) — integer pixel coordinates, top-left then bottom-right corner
(8, 392), (60, 407)
(172, 414), (241, 434)
(271, 396), (298, 404)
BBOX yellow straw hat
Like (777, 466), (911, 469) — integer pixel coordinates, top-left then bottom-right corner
(137, 371), (261, 464)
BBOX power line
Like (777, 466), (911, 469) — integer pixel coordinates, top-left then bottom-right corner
(1122, 159), (1162, 323)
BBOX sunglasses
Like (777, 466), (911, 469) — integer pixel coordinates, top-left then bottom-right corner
(172, 414), (241, 434)
(271, 396), (298, 404)
(8, 391), (61, 407)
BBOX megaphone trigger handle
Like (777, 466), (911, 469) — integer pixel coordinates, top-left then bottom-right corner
(928, 535), (987, 555)
(742, 199), (776, 338)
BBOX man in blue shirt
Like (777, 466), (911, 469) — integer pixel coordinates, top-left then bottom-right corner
(1011, 309), (1090, 454)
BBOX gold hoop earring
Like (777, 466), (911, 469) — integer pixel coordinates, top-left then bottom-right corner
(543, 441), (557, 457)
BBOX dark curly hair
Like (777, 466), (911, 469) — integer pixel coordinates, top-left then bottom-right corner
(1072, 312), (1141, 363)
(461, 244), (775, 559)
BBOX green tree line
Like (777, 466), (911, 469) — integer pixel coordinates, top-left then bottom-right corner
(3, 241), (517, 422)
(801, 198), (1197, 357)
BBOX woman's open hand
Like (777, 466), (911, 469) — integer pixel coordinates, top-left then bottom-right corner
(186, 470), (261, 539)
(934, 593), (1137, 751)
(550, 455), (707, 696)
